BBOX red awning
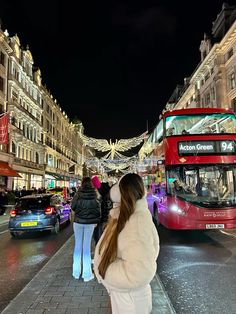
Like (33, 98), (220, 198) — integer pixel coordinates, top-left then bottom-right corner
(0, 162), (21, 177)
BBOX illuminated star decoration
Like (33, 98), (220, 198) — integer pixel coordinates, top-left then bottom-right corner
(80, 131), (148, 160)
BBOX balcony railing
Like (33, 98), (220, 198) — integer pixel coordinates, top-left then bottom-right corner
(8, 100), (41, 125)
(14, 157), (45, 170)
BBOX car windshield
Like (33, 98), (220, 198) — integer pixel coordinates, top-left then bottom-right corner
(166, 164), (236, 208)
(165, 113), (236, 136)
(16, 197), (51, 210)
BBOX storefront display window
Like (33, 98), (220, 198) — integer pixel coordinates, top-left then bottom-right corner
(13, 173), (29, 190)
(30, 174), (43, 189)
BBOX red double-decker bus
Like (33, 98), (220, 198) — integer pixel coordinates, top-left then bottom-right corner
(146, 107), (236, 230)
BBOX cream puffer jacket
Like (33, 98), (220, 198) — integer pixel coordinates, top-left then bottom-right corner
(94, 197), (160, 292)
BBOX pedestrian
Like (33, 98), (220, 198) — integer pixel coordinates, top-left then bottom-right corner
(94, 173), (160, 314)
(0, 184), (7, 215)
(93, 182), (113, 245)
(70, 186), (76, 198)
(91, 175), (101, 190)
(71, 176), (101, 281)
(20, 186), (27, 197)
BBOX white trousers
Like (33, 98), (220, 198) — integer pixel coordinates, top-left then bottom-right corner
(109, 284), (152, 314)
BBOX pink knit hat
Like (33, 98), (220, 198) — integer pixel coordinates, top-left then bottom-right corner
(91, 175), (101, 189)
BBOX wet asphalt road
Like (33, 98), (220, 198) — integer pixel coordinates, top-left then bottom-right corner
(0, 221), (73, 312)
(157, 226), (236, 314)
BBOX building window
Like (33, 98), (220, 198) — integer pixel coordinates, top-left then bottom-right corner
(205, 72), (210, 82)
(227, 48), (233, 60)
(0, 52), (5, 66)
(35, 152), (39, 164)
(11, 141), (16, 154)
(229, 72), (236, 90)
(17, 146), (21, 158)
(211, 87), (216, 100)
(46, 119), (50, 132)
(205, 92), (211, 106)
(231, 97), (236, 113)
(48, 154), (53, 167)
(0, 76), (4, 91)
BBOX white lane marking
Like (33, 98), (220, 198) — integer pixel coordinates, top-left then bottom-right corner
(220, 230), (236, 237)
(0, 230), (8, 235)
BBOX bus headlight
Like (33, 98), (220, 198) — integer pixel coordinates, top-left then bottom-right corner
(170, 204), (186, 215)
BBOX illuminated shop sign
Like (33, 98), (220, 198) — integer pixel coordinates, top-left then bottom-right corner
(178, 140), (236, 156)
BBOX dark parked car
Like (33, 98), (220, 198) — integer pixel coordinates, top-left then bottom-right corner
(8, 193), (72, 237)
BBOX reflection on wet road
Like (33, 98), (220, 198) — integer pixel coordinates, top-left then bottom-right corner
(157, 227), (236, 314)
(0, 223), (73, 312)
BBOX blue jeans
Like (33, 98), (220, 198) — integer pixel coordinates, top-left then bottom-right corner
(72, 222), (95, 280)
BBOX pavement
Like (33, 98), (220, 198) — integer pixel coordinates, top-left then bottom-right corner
(0, 205), (12, 225)
(0, 209), (176, 314)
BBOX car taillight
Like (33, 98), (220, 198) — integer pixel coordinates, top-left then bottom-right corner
(10, 210), (17, 217)
(45, 206), (55, 215)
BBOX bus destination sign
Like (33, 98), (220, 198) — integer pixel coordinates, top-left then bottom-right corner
(178, 140), (236, 156)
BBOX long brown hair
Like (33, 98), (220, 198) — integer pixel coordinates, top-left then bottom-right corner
(98, 173), (145, 278)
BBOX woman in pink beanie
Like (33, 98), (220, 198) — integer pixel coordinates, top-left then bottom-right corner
(92, 176), (101, 189)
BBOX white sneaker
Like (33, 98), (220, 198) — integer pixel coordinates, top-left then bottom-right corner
(83, 274), (94, 282)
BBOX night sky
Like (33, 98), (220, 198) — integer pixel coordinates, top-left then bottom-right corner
(0, 0), (231, 140)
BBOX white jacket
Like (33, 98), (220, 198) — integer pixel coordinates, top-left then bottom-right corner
(94, 197), (160, 292)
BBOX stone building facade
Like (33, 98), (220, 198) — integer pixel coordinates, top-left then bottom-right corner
(167, 3), (236, 112)
(0, 27), (90, 190)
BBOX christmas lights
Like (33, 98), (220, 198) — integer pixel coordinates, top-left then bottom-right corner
(80, 131), (147, 160)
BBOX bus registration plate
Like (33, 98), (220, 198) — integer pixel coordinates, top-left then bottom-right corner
(206, 224), (224, 229)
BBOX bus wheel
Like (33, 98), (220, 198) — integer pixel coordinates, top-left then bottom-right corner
(152, 203), (159, 229)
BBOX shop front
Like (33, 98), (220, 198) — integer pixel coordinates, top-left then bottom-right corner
(45, 173), (56, 189)
(0, 161), (21, 189)
(12, 164), (44, 190)
(45, 172), (70, 189)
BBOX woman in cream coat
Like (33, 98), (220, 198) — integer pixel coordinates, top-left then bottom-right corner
(94, 173), (160, 314)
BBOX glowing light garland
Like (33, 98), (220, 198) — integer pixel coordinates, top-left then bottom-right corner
(80, 131), (147, 160)
(81, 132), (153, 175)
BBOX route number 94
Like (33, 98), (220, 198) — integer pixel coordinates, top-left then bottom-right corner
(220, 141), (234, 152)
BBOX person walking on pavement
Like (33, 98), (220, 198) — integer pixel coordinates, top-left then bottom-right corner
(71, 176), (101, 281)
(0, 184), (7, 215)
(93, 182), (113, 245)
(94, 173), (160, 314)
(20, 186), (27, 197)
(91, 175), (101, 191)
(70, 186), (76, 198)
